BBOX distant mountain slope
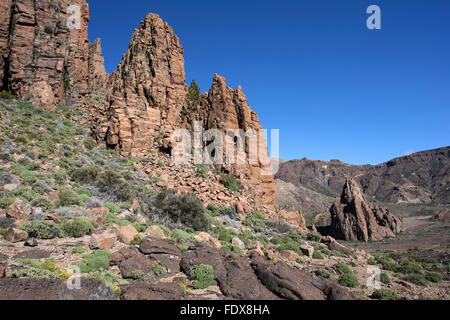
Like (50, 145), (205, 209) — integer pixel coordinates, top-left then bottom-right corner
(275, 146), (450, 214)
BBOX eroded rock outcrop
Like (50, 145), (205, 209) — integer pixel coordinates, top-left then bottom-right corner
(88, 38), (107, 93)
(100, 13), (187, 157)
(0, 0), (92, 110)
(330, 178), (403, 241)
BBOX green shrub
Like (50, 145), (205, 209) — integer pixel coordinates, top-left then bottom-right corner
(380, 273), (390, 284)
(396, 261), (422, 274)
(86, 271), (128, 293)
(376, 256), (398, 271)
(313, 251), (324, 260)
(61, 217), (95, 238)
(72, 246), (85, 254)
(171, 229), (192, 242)
(132, 222), (149, 233)
(152, 189), (210, 231)
(21, 221), (61, 239)
(96, 170), (133, 201)
(152, 263), (166, 276)
(178, 244), (189, 252)
(367, 257), (377, 265)
(57, 189), (84, 207)
(75, 250), (110, 273)
(304, 233), (321, 242)
(70, 166), (99, 184)
(338, 273), (358, 288)
(370, 289), (402, 300)
(333, 263), (352, 274)
(205, 204), (234, 217)
(402, 273), (427, 286)
(104, 202), (121, 214)
(425, 272), (442, 283)
(195, 164), (208, 178)
(129, 269), (144, 279)
(53, 172), (66, 185)
(130, 234), (144, 246)
(218, 229), (237, 243)
(219, 174), (242, 191)
(221, 242), (244, 256)
(190, 264), (214, 289)
(315, 269), (331, 278)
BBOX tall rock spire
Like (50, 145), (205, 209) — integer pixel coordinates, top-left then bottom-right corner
(330, 178), (403, 241)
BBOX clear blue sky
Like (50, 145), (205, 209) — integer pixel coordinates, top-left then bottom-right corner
(88, 0), (450, 165)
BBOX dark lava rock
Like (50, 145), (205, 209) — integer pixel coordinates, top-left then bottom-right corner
(109, 247), (140, 266)
(12, 249), (51, 260)
(119, 254), (155, 279)
(24, 237), (38, 247)
(150, 253), (181, 274)
(180, 245), (279, 300)
(120, 282), (185, 300)
(139, 238), (180, 256)
(250, 252), (359, 300)
(0, 278), (114, 300)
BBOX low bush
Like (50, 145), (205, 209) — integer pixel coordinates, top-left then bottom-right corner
(151, 189), (210, 231)
(75, 250), (110, 273)
(370, 289), (402, 300)
(72, 246), (85, 254)
(61, 217), (95, 238)
(152, 263), (166, 276)
(57, 189), (84, 207)
(190, 264), (214, 289)
(21, 221), (61, 239)
(315, 269), (331, 278)
(425, 272), (443, 283)
(380, 273), (390, 285)
(338, 273), (358, 288)
(219, 174), (242, 191)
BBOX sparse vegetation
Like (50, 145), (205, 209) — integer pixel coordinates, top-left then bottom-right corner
(190, 264), (214, 289)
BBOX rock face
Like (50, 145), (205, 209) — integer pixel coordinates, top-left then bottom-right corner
(100, 13), (187, 157)
(0, 0), (93, 110)
(88, 38), (107, 93)
(329, 178), (403, 241)
(196, 74), (276, 213)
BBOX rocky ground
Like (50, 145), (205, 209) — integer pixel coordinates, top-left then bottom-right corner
(0, 94), (448, 300)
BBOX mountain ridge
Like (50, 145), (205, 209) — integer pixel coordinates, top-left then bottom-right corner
(275, 146), (450, 215)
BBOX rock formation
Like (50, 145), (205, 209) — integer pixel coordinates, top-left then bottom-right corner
(0, 0), (93, 110)
(0, 6), (276, 216)
(100, 13), (187, 157)
(88, 38), (107, 93)
(97, 13), (275, 214)
(329, 178), (402, 241)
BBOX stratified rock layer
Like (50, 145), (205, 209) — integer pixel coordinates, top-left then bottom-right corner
(330, 178), (402, 241)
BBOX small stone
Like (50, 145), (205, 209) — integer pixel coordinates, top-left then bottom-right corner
(299, 243), (314, 258)
(6, 199), (31, 220)
(116, 224), (138, 244)
(146, 225), (165, 239)
(90, 230), (117, 250)
(280, 250), (300, 262)
(3, 184), (17, 191)
(232, 237), (245, 251)
(24, 237), (38, 247)
(193, 232), (221, 249)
